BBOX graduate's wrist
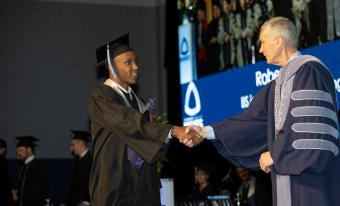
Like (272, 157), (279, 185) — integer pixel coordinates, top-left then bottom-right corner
(171, 126), (181, 138)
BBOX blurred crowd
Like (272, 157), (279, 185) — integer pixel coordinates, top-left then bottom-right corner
(178, 0), (340, 77)
(177, 164), (272, 206)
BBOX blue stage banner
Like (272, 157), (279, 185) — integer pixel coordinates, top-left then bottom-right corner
(181, 40), (340, 126)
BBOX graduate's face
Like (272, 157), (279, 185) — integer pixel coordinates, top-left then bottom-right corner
(16, 146), (32, 161)
(113, 51), (138, 89)
(259, 29), (283, 65)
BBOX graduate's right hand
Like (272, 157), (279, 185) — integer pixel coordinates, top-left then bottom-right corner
(171, 126), (190, 142)
(182, 125), (204, 147)
(171, 126), (203, 147)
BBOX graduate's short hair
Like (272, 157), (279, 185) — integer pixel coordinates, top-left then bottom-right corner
(260, 16), (298, 47)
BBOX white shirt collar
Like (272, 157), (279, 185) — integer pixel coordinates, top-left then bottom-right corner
(25, 155), (35, 164)
(104, 79), (132, 94)
(80, 149), (89, 158)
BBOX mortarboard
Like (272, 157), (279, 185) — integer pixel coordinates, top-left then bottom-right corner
(71, 130), (91, 142)
(16, 136), (39, 148)
(96, 34), (133, 78)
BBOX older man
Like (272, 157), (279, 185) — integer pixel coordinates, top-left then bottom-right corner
(187, 17), (340, 206)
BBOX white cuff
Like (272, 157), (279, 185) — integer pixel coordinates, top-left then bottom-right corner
(203, 126), (216, 140)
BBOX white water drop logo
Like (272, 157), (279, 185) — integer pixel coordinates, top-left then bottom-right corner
(184, 82), (201, 116)
(180, 38), (189, 55)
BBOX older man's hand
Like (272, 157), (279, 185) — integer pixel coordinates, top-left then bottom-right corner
(259, 151), (273, 173)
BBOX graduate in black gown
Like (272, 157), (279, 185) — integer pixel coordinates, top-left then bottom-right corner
(185, 17), (340, 206)
(14, 136), (48, 206)
(88, 34), (200, 206)
(60, 130), (92, 206)
(0, 139), (13, 206)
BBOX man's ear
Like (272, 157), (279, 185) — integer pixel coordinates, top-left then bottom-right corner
(276, 36), (284, 48)
(27, 147), (33, 155)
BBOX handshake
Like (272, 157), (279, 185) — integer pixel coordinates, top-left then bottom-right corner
(171, 125), (206, 147)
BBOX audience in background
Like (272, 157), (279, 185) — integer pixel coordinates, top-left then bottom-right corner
(236, 166), (256, 206)
(218, 0), (234, 70)
(206, 2), (222, 74)
(192, 166), (217, 197)
(179, 0), (339, 78)
(195, 7), (209, 77)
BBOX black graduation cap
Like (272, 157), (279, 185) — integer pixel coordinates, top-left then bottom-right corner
(16, 136), (39, 148)
(96, 33), (133, 64)
(70, 130), (91, 142)
(95, 33), (133, 79)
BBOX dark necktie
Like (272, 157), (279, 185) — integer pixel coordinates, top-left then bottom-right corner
(121, 90), (144, 169)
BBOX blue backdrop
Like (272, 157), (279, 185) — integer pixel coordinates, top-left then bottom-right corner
(181, 40), (340, 126)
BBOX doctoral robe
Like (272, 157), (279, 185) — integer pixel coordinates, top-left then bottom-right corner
(211, 56), (340, 206)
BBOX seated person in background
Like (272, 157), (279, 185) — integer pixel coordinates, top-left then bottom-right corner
(192, 166), (217, 197)
(236, 166), (256, 206)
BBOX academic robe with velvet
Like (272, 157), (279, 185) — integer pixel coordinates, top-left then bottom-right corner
(66, 151), (92, 206)
(17, 159), (48, 206)
(88, 84), (172, 206)
(211, 60), (340, 206)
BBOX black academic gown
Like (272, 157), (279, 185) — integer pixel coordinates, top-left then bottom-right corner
(88, 84), (172, 206)
(211, 60), (340, 206)
(17, 159), (48, 206)
(66, 151), (92, 206)
(0, 157), (12, 206)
